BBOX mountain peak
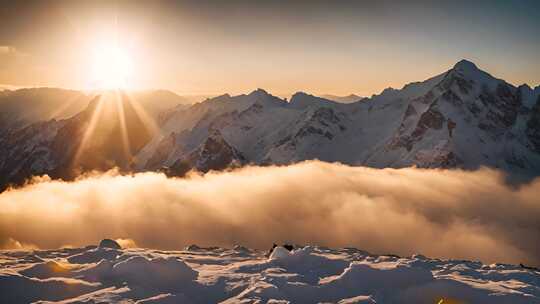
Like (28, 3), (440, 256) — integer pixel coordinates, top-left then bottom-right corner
(453, 59), (479, 72)
(291, 91), (311, 98)
(249, 88), (270, 96)
(447, 59), (505, 90)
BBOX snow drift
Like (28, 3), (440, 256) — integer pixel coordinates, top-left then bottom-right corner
(0, 161), (539, 266)
(3, 244), (539, 303)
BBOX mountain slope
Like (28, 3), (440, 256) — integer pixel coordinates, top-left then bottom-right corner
(0, 95), (152, 188)
(0, 90), (190, 190)
(137, 60), (540, 178)
(366, 60), (540, 173)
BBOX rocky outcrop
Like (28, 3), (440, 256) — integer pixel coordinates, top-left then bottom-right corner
(99, 239), (122, 249)
(169, 131), (246, 176)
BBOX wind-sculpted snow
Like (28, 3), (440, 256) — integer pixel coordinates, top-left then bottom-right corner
(0, 161), (540, 267)
(0, 244), (539, 303)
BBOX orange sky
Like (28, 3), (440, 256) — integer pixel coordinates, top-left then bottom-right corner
(0, 1), (539, 96)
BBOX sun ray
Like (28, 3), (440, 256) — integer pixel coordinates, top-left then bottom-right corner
(71, 95), (105, 169)
(122, 91), (160, 135)
(116, 91), (163, 168)
(114, 90), (132, 164)
(47, 93), (87, 121)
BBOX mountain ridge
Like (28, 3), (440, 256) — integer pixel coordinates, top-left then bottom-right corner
(0, 60), (539, 190)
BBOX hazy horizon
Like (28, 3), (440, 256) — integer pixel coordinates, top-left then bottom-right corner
(1, 58), (538, 101)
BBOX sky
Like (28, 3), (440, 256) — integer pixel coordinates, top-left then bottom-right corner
(0, 0), (539, 96)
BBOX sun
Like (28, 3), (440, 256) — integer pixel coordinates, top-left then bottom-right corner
(90, 43), (133, 90)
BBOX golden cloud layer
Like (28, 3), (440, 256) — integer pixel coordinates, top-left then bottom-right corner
(1, 161), (538, 265)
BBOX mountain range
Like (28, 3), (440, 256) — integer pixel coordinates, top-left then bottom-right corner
(1, 60), (539, 190)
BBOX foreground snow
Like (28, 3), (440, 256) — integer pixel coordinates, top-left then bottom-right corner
(1, 244), (539, 303)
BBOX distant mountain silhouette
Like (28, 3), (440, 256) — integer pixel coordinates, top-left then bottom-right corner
(321, 94), (364, 103)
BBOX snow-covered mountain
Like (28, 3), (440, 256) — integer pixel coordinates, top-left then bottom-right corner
(137, 60), (540, 177)
(0, 90), (189, 190)
(1, 60), (539, 189)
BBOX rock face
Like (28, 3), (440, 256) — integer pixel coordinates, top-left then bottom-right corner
(1, 60), (539, 189)
(169, 130), (246, 176)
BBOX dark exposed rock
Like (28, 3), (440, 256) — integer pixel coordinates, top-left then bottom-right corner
(311, 107), (341, 125)
(468, 101), (483, 116)
(476, 84), (520, 136)
(296, 126), (334, 140)
(169, 130), (246, 176)
(239, 101), (264, 116)
(447, 119), (456, 137)
(442, 90), (463, 107)
(388, 135), (413, 152)
(437, 71), (473, 94)
(185, 244), (202, 251)
(266, 243), (295, 257)
(414, 150), (462, 169)
(99, 239), (122, 249)
(293, 107), (344, 141)
(411, 107), (445, 138)
(390, 100), (446, 152)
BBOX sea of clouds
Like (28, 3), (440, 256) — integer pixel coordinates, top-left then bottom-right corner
(1, 161), (539, 265)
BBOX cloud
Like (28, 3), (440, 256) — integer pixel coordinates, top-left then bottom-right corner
(0, 237), (38, 250)
(0, 161), (539, 266)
